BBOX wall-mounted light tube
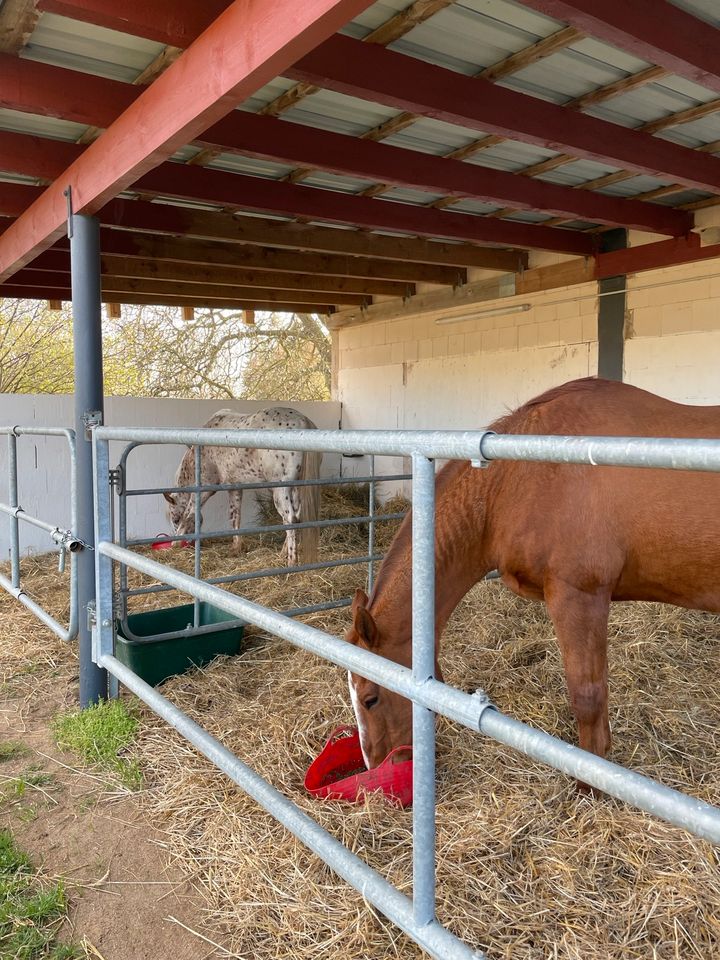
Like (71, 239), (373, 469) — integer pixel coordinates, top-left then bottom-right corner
(435, 303), (531, 326)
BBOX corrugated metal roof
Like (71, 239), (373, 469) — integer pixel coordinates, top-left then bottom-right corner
(0, 0), (718, 249)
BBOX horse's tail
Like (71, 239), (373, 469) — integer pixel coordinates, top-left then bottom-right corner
(298, 449), (322, 563)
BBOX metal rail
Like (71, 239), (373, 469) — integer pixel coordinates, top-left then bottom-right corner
(0, 426), (80, 641)
(116, 436), (410, 643)
(91, 425), (720, 960)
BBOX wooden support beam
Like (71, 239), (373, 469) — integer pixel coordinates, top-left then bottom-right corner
(7, 271), (371, 305)
(0, 117), (688, 235)
(331, 233), (720, 327)
(106, 302), (122, 319)
(181, 305), (195, 321)
(0, 171), (525, 277)
(0, 0), (378, 280)
(514, 0), (720, 95)
(22, 252), (414, 297)
(30, 224), (474, 282)
(37, 0), (230, 48)
(47, 299), (63, 311)
(0, 124), (594, 253)
(289, 35), (720, 195)
(0, 284), (334, 313)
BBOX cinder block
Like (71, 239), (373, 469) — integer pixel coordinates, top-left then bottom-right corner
(518, 323), (538, 349)
(556, 299), (581, 320)
(661, 303), (694, 336)
(581, 315), (598, 342)
(481, 328), (499, 352)
(405, 340), (419, 362)
(418, 338), (433, 360)
(537, 320), (560, 346)
(391, 341), (404, 363)
(497, 326), (518, 351)
(690, 299), (720, 332)
(448, 333), (465, 355)
(627, 307), (660, 339)
(432, 336), (449, 358)
(465, 331), (483, 354)
(559, 317), (583, 344)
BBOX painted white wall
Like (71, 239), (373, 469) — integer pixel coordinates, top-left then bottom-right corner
(0, 395), (341, 558)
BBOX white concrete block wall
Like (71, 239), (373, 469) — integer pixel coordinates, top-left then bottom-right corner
(0, 395), (341, 557)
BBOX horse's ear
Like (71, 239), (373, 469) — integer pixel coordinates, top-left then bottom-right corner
(163, 492), (176, 505)
(351, 588), (369, 615)
(353, 601), (379, 650)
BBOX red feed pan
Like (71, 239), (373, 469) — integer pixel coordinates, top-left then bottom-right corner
(151, 534), (192, 550)
(304, 726), (413, 808)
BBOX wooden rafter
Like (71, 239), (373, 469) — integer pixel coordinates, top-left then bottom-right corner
(0, 0), (378, 280)
(289, 35), (720, 195)
(514, 0), (720, 95)
(0, 122), (692, 235)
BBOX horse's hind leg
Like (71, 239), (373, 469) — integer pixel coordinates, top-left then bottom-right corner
(229, 489), (244, 553)
(273, 487), (298, 566)
(544, 580), (612, 764)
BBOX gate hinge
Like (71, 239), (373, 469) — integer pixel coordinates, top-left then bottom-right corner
(109, 466), (124, 494)
(86, 600), (97, 631)
(81, 409), (103, 440)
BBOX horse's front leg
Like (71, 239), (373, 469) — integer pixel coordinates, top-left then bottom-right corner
(272, 487), (297, 567)
(229, 489), (244, 554)
(545, 579), (612, 769)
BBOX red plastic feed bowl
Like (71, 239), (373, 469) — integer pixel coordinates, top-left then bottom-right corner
(151, 534), (192, 550)
(304, 726), (413, 808)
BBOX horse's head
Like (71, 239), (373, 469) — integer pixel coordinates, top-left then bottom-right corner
(163, 490), (199, 535)
(345, 588), (413, 769)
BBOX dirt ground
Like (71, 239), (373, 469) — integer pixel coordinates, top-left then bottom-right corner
(0, 676), (231, 959)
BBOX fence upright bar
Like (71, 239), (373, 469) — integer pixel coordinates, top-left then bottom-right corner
(193, 444), (202, 628)
(411, 454), (437, 926)
(7, 433), (20, 589)
(71, 212), (107, 706)
(368, 454), (376, 593)
(92, 437), (115, 672)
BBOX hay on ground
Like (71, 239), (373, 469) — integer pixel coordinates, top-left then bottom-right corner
(1, 485), (719, 959)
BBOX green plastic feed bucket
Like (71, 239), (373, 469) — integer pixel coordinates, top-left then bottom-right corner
(115, 602), (244, 687)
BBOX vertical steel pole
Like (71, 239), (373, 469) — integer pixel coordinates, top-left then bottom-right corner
(7, 434), (20, 589)
(411, 453), (436, 926)
(193, 445), (202, 627)
(71, 212), (107, 706)
(368, 454), (375, 594)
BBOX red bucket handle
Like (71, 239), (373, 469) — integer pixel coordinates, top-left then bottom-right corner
(324, 725), (357, 747)
(378, 744), (413, 767)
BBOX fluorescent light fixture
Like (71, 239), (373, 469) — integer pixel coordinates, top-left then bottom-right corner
(435, 303), (531, 326)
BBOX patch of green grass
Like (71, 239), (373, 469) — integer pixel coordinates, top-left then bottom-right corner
(0, 828), (82, 959)
(52, 699), (142, 789)
(0, 740), (29, 763)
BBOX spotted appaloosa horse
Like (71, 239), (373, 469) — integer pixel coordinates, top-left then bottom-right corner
(345, 377), (720, 772)
(164, 407), (321, 565)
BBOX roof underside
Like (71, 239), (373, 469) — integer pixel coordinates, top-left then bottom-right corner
(1, 0), (720, 317)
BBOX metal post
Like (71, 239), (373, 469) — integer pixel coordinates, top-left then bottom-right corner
(194, 444), (202, 627)
(7, 434), (20, 589)
(411, 453), (436, 926)
(368, 454), (376, 593)
(71, 212), (107, 706)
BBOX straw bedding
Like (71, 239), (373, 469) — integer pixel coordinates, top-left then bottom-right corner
(2, 489), (720, 959)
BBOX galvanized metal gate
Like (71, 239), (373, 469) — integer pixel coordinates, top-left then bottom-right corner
(90, 423), (720, 960)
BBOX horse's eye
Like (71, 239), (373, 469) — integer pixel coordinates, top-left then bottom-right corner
(363, 696), (378, 710)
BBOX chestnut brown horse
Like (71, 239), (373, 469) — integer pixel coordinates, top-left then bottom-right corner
(346, 378), (720, 770)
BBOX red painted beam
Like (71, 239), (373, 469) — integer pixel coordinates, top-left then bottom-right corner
(0, 117), (690, 237)
(0, 159), (597, 255)
(289, 35), (720, 195)
(199, 113), (690, 236)
(0, 0), (376, 280)
(514, 0), (720, 96)
(37, 0), (231, 48)
(0, 285), (334, 312)
(0, 53), (136, 126)
(133, 164), (596, 255)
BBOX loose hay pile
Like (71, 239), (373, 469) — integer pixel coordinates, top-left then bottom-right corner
(2, 487), (720, 959)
